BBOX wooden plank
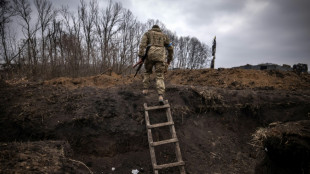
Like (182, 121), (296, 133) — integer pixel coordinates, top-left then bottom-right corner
(166, 107), (177, 139)
(180, 165), (186, 174)
(147, 121), (174, 129)
(166, 105), (186, 174)
(154, 161), (185, 170)
(148, 130), (157, 168)
(174, 142), (183, 161)
(145, 104), (170, 111)
(150, 138), (178, 146)
(144, 103), (158, 171)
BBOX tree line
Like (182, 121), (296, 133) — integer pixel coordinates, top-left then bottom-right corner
(0, 0), (211, 80)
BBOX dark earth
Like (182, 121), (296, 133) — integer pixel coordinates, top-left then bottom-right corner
(0, 69), (310, 174)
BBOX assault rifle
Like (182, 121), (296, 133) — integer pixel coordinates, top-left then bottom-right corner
(133, 45), (151, 77)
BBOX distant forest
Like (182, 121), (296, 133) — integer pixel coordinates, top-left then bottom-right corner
(0, 0), (211, 80)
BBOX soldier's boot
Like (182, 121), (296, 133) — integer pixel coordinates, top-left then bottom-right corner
(158, 95), (164, 105)
(142, 89), (148, 95)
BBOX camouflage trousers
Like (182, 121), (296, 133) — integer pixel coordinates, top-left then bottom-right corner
(143, 60), (166, 95)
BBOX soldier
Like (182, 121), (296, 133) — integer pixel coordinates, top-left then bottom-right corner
(138, 25), (173, 104)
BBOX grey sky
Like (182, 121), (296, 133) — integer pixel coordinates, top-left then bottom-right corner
(41, 0), (310, 68)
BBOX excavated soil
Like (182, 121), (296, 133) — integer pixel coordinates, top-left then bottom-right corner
(0, 69), (310, 174)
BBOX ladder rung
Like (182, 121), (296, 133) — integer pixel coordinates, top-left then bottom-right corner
(151, 138), (178, 146)
(147, 122), (174, 129)
(144, 104), (170, 111)
(154, 161), (185, 170)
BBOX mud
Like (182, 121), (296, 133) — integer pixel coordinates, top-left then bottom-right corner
(0, 69), (310, 174)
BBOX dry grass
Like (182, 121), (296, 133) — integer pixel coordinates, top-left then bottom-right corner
(43, 72), (136, 89)
(250, 120), (310, 150)
(250, 127), (269, 149)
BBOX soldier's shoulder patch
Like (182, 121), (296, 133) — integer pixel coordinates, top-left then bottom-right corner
(165, 42), (172, 47)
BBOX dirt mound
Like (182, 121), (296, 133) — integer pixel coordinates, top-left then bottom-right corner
(252, 120), (310, 173)
(43, 72), (134, 89)
(40, 68), (310, 90)
(167, 69), (310, 90)
(0, 141), (91, 173)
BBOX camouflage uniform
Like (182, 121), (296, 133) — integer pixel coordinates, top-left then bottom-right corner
(138, 25), (173, 95)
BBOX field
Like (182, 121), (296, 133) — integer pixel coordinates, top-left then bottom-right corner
(1, 69), (310, 174)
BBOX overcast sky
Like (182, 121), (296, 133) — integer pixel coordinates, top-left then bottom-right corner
(50, 0), (310, 68)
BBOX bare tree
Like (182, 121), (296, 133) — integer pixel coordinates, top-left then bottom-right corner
(34, 0), (56, 68)
(60, 5), (83, 76)
(0, 0), (16, 65)
(45, 16), (63, 78)
(176, 36), (190, 68)
(79, 0), (97, 70)
(13, 0), (40, 76)
(115, 9), (137, 73)
(95, 0), (122, 71)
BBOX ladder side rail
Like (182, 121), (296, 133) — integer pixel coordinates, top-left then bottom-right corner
(144, 103), (159, 174)
(166, 104), (186, 174)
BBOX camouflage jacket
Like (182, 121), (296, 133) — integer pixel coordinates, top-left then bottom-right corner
(138, 28), (173, 62)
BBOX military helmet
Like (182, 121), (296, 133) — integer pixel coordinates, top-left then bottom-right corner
(152, 25), (160, 29)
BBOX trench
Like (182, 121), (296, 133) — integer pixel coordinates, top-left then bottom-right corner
(1, 81), (310, 173)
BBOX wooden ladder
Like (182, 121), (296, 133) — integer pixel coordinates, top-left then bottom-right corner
(144, 100), (186, 174)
